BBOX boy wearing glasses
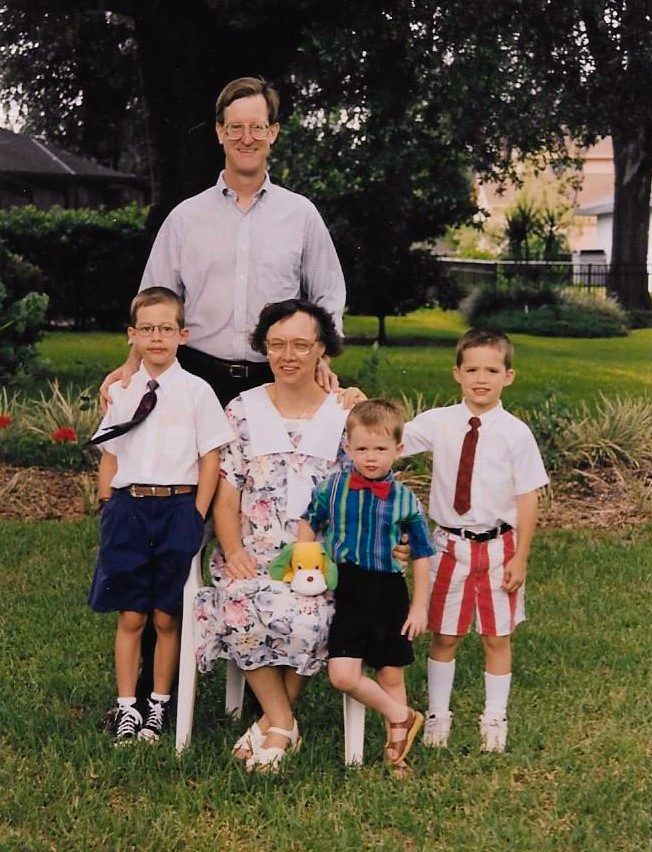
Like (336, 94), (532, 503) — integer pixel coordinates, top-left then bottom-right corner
(88, 287), (234, 743)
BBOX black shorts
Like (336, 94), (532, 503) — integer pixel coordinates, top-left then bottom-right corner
(328, 562), (414, 669)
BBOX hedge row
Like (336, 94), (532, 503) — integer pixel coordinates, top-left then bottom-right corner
(0, 205), (150, 330)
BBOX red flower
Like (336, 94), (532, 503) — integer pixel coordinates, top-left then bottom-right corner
(51, 427), (77, 443)
(0, 414), (11, 429)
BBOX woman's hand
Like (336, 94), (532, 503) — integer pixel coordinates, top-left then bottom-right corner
(336, 385), (367, 410)
(392, 532), (411, 567)
(223, 547), (258, 579)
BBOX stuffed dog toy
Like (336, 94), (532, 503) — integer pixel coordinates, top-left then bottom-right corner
(268, 541), (338, 596)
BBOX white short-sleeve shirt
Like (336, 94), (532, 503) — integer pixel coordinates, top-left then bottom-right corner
(94, 360), (234, 488)
(402, 400), (549, 531)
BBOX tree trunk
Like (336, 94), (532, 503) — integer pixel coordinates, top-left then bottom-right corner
(608, 131), (652, 309)
(377, 314), (387, 345)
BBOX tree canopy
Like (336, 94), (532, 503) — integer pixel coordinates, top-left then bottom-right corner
(2, 1), (652, 311)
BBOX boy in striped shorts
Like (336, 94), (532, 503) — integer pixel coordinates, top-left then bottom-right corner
(298, 399), (434, 774)
(402, 329), (549, 752)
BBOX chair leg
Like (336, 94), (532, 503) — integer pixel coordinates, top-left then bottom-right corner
(175, 546), (203, 754)
(343, 693), (366, 765)
(175, 587), (198, 753)
(225, 659), (245, 719)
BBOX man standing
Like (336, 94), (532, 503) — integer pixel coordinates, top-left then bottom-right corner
(103, 76), (345, 407)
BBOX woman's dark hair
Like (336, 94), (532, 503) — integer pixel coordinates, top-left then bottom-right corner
(250, 299), (343, 358)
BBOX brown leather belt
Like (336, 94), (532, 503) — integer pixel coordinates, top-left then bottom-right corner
(122, 484), (195, 498)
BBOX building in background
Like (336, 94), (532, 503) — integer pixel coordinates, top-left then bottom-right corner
(0, 127), (146, 209)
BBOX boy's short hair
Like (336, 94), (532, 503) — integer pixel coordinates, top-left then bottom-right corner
(346, 398), (404, 444)
(215, 76), (280, 125)
(455, 327), (514, 369)
(130, 287), (185, 328)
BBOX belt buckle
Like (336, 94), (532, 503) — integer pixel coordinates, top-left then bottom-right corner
(459, 528), (471, 540)
(228, 363), (248, 379)
(128, 485), (143, 498)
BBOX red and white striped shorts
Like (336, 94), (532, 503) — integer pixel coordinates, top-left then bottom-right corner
(428, 527), (524, 637)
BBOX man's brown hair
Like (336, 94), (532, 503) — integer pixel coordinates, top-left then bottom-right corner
(130, 287), (185, 328)
(215, 76), (280, 125)
(455, 327), (514, 369)
(346, 398), (405, 444)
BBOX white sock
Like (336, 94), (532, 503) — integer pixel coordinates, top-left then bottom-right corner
(150, 692), (171, 704)
(427, 658), (456, 716)
(484, 672), (512, 719)
(117, 696), (137, 708)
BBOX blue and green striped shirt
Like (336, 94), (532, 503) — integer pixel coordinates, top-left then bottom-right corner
(302, 470), (434, 573)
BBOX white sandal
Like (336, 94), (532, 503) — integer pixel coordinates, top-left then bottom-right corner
(232, 720), (264, 759)
(245, 720), (301, 773)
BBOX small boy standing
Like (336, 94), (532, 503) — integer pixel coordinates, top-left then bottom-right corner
(298, 399), (434, 773)
(402, 328), (548, 752)
(88, 287), (234, 743)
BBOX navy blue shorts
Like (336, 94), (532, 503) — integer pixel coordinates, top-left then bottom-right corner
(328, 562), (414, 669)
(88, 490), (204, 616)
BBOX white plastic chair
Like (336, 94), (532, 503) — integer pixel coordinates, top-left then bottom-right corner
(175, 536), (366, 764)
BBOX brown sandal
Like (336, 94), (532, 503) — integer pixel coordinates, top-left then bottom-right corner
(385, 708), (424, 766)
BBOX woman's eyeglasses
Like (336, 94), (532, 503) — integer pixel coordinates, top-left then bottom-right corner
(265, 338), (317, 355)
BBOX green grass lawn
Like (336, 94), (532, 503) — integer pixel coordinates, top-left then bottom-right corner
(4, 310), (648, 849)
(0, 521), (649, 850)
(37, 308), (652, 410)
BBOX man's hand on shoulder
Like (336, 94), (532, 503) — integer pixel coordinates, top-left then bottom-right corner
(99, 350), (141, 414)
(315, 356), (340, 393)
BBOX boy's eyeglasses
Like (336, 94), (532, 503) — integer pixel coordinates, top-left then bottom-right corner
(265, 338), (317, 356)
(134, 324), (179, 337)
(224, 123), (270, 141)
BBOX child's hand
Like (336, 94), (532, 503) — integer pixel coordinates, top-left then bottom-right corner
(401, 604), (428, 641)
(502, 553), (527, 593)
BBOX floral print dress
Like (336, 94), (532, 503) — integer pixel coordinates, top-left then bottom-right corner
(193, 388), (348, 677)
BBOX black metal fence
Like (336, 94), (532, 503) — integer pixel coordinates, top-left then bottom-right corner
(438, 257), (651, 298)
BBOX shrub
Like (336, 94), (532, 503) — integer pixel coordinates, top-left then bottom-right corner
(561, 394), (652, 469)
(0, 245), (49, 381)
(0, 204), (149, 329)
(465, 287), (629, 338)
(0, 380), (100, 470)
(459, 278), (562, 325)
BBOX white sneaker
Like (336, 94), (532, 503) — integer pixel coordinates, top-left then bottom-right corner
(479, 714), (507, 753)
(423, 711), (453, 747)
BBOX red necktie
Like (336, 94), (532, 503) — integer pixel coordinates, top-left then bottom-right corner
(453, 416), (481, 514)
(90, 379), (159, 445)
(349, 471), (392, 499)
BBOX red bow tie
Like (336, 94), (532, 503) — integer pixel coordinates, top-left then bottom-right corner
(349, 471), (392, 499)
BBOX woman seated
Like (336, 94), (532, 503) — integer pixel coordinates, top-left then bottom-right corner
(194, 299), (350, 771)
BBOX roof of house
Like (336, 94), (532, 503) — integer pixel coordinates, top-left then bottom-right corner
(578, 194), (652, 216)
(0, 127), (137, 181)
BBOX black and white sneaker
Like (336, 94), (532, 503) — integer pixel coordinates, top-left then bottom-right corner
(138, 698), (170, 742)
(113, 704), (142, 744)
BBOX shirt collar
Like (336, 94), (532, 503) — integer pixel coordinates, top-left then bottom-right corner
(217, 170), (270, 200)
(350, 470), (395, 484)
(138, 358), (182, 392)
(460, 398), (503, 426)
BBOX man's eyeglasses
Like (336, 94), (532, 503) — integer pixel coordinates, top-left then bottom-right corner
(134, 324), (179, 338)
(224, 123), (271, 141)
(266, 338), (318, 356)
